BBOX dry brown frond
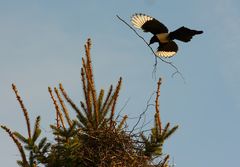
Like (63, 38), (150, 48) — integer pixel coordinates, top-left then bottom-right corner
(11, 84), (31, 140)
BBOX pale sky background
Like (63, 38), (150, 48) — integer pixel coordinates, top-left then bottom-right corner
(1, 1), (240, 167)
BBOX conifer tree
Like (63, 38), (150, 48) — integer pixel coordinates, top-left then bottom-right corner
(1, 39), (178, 167)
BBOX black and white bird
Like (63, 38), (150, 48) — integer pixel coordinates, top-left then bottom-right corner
(131, 13), (203, 58)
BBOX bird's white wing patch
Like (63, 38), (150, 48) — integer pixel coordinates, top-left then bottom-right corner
(131, 14), (153, 29)
(156, 51), (176, 58)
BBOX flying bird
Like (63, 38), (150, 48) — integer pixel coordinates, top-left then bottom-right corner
(131, 13), (203, 58)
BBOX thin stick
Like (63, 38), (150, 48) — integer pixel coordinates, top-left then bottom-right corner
(130, 92), (155, 134)
(116, 15), (185, 81)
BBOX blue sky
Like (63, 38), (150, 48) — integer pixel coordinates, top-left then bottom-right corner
(1, 1), (240, 167)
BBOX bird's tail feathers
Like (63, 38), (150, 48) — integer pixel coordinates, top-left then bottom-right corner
(169, 26), (203, 42)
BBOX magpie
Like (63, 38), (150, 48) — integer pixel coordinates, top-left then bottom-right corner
(131, 13), (203, 58)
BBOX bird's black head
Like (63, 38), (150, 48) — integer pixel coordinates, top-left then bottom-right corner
(149, 35), (158, 45)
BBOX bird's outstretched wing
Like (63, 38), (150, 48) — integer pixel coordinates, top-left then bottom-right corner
(131, 13), (168, 34)
(156, 41), (178, 58)
(169, 26), (203, 42)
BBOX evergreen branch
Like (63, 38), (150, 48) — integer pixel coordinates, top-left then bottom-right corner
(38, 137), (47, 150)
(80, 101), (92, 124)
(13, 131), (28, 144)
(1, 125), (29, 167)
(81, 67), (91, 118)
(101, 88), (118, 123)
(2, 39), (179, 166)
(84, 39), (99, 125)
(90, 78), (99, 126)
(80, 101), (88, 117)
(101, 85), (113, 115)
(117, 115), (128, 130)
(101, 90), (116, 121)
(12, 84), (32, 141)
(160, 155), (170, 167)
(161, 122), (170, 139)
(140, 133), (148, 143)
(110, 77), (122, 128)
(54, 87), (73, 127)
(29, 151), (34, 166)
(48, 87), (66, 130)
(42, 142), (51, 154)
(81, 67), (87, 102)
(17, 160), (25, 167)
(163, 125), (179, 140)
(82, 58), (93, 118)
(80, 101), (93, 128)
(155, 78), (162, 134)
(32, 116), (41, 143)
(154, 115), (159, 139)
(59, 83), (85, 122)
(98, 89), (104, 111)
(50, 125), (61, 135)
(56, 108), (60, 129)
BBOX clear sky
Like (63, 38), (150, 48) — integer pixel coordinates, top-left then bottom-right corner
(1, 1), (240, 167)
